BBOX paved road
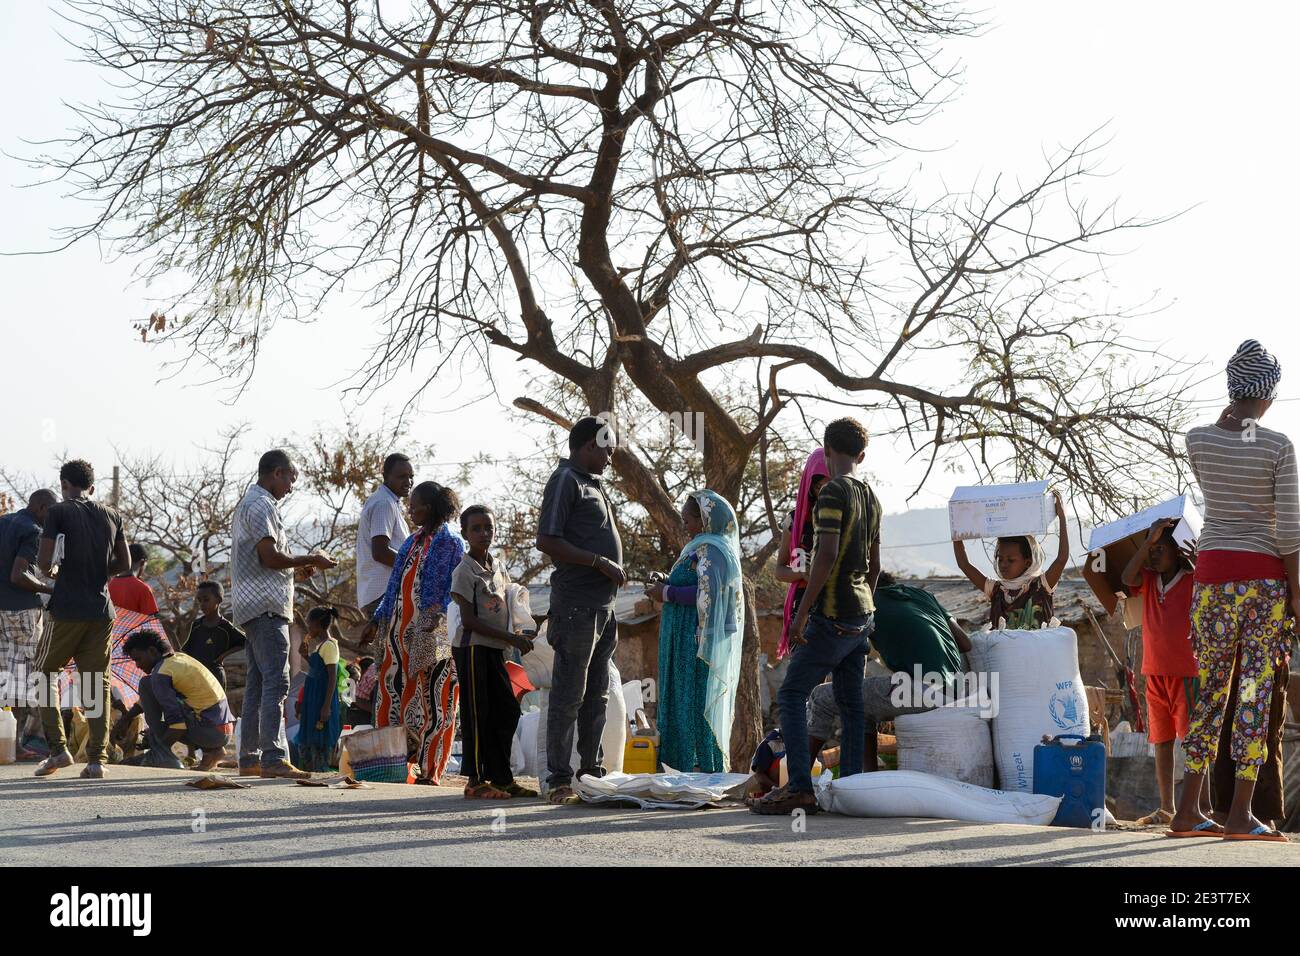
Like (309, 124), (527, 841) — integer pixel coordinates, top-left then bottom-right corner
(0, 764), (1293, 866)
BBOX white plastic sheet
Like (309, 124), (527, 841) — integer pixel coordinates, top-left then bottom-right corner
(574, 770), (751, 809)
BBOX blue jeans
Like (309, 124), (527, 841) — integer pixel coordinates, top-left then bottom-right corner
(546, 600), (618, 789)
(239, 613), (291, 766)
(777, 612), (874, 793)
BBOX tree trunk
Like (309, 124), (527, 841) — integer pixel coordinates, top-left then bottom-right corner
(729, 576), (763, 772)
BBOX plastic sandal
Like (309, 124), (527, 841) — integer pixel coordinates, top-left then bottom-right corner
(1164, 820), (1225, 838)
(1222, 825), (1288, 843)
(1135, 808), (1174, 826)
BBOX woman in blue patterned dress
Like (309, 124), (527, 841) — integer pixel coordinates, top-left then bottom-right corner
(645, 491), (744, 772)
(360, 481), (465, 784)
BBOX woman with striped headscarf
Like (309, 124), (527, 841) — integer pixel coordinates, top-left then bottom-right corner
(1168, 340), (1299, 842)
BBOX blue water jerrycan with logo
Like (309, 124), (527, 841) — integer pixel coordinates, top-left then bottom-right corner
(1032, 733), (1106, 829)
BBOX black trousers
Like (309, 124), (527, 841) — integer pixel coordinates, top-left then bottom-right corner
(453, 645), (520, 786)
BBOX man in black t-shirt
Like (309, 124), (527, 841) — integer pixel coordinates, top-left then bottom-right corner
(35, 459), (132, 779)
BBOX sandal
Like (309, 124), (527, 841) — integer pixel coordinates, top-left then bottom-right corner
(1165, 819), (1225, 838)
(1135, 808), (1174, 826)
(1222, 825), (1289, 843)
(546, 785), (582, 806)
(502, 782), (539, 798)
(749, 785), (820, 816)
(464, 782), (511, 800)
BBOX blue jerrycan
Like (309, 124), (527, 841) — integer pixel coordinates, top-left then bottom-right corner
(1032, 733), (1106, 829)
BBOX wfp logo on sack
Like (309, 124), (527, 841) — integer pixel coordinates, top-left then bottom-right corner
(1049, 681), (1083, 731)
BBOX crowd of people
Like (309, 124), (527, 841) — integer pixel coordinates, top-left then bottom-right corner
(0, 339), (1295, 837)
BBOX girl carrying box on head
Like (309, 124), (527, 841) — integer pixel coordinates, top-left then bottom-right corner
(1121, 518), (1197, 827)
(951, 489), (1070, 629)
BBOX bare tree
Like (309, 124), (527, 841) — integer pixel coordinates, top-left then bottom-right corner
(38, 0), (1196, 767)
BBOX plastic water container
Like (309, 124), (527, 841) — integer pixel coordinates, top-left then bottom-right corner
(1033, 733), (1106, 828)
(623, 737), (657, 774)
(0, 708), (16, 765)
(777, 755), (824, 787)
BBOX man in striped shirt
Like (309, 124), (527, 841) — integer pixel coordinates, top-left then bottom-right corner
(753, 418), (882, 816)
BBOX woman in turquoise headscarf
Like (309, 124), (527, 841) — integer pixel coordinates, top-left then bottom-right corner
(645, 490), (745, 772)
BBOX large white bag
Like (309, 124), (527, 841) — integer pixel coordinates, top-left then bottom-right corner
(520, 621), (554, 692)
(512, 709), (541, 777)
(894, 702), (994, 788)
(819, 769), (1061, 826)
(967, 627), (1089, 792)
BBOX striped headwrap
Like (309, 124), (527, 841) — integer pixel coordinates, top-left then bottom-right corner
(1226, 339), (1282, 401)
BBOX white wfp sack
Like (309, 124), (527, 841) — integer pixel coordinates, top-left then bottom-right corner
(525, 625), (627, 780)
(894, 701), (994, 788)
(967, 627), (1089, 792)
(818, 770), (1061, 826)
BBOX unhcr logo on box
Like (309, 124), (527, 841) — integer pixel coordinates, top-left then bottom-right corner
(49, 886), (151, 936)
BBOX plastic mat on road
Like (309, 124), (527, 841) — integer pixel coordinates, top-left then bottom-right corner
(574, 769), (751, 809)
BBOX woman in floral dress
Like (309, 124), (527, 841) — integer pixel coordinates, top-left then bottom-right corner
(363, 481), (465, 784)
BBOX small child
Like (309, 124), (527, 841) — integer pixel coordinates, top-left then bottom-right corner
(180, 581), (246, 689)
(1121, 518), (1197, 827)
(952, 489), (1070, 629)
(294, 606), (343, 773)
(450, 505), (537, 799)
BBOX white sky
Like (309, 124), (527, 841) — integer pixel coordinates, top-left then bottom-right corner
(2, 1), (1296, 520)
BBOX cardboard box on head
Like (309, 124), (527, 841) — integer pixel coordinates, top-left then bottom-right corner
(1083, 495), (1202, 619)
(948, 481), (1053, 541)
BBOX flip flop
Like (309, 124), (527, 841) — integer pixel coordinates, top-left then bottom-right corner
(1164, 820), (1225, 838)
(1222, 825), (1289, 843)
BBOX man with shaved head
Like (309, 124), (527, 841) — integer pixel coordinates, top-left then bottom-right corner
(0, 488), (59, 751)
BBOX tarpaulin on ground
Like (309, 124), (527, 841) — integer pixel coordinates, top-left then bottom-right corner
(574, 770), (751, 809)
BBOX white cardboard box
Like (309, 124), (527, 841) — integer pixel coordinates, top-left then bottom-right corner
(1086, 495), (1201, 554)
(948, 481), (1053, 541)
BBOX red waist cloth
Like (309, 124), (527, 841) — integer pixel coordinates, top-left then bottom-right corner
(1193, 549), (1286, 584)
